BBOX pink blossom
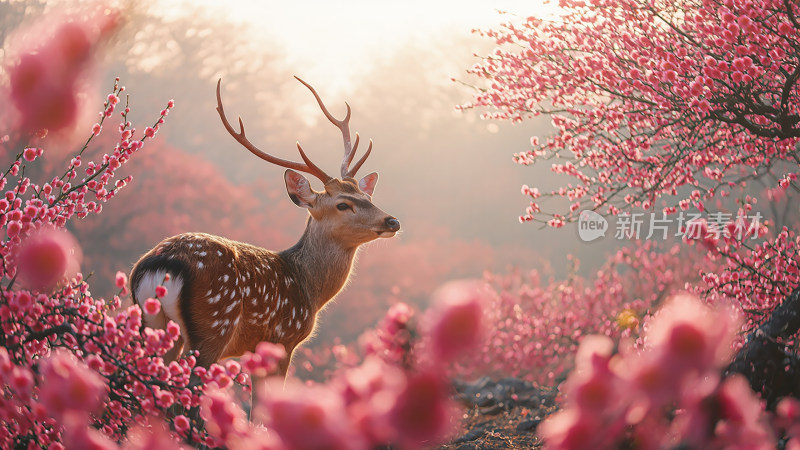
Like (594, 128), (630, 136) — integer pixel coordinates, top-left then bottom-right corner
(6, 221), (21, 238)
(22, 147), (39, 162)
(173, 414), (190, 433)
(5, 16), (113, 135)
(568, 337), (618, 410)
(124, 416), (189, 450)
(260, 380), (361, 450)
(240, 342), (286, 378)
(388, 370), (455, 448)
(384, 302), (413, 335)
(166, 321), (181, 338)
(10, 366), (34, 397)
(9, 52), (78, 133)
(37, 349), (106, 420)
(672, 374), (774, 448)
(143, 298), (161, 315)
(11, 291), (33, 311)
(155, 285), (167, 298)
(200, 389), (246, 445)
(645, 294), (738, 372)
(15, 228), (81, 291)
(115, 271), (127, 288)
(427, 280), (487, 363)
(711, 375), (774, 448)
(62, 412), (119, 450)
(539, 409), (609, 450)
(339, 357), (405, 444)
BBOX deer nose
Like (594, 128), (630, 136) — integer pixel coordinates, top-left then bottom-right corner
(385, 217), (400, 231)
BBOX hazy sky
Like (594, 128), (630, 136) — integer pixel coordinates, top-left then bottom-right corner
(163, 1), (558, 93)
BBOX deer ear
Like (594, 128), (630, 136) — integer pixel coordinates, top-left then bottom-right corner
(358, 172), (379, 197)
(284, 169), (317, 208)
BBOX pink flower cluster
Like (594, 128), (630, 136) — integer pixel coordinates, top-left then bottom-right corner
(0, 79), (207, 447)
(359, 301), (417, 368)
(240, 341), (287, 378)
(699, 223), (800, 332)
(541, 295), (776, 449)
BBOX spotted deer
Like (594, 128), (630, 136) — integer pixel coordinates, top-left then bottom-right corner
(130, 77), (400, 382)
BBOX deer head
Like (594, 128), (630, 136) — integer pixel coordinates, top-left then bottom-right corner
(215, 76), (400, 248)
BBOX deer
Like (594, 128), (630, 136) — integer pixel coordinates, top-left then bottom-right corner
(129, 76), (400, 401)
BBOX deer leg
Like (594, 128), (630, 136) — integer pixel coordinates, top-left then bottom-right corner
(248, 350), (293, 422)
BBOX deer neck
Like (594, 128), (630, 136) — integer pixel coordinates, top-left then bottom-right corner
(279, 218), (358, 311)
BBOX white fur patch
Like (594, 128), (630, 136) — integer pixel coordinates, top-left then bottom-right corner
(135, 271), (185, 337)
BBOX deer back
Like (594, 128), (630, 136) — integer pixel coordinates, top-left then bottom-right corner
(131, 232), (316, 366)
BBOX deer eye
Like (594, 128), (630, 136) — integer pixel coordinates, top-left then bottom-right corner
(336, 203), (351, 211)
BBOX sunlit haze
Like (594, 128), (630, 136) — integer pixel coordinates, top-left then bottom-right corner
(164, 0), (558, 93)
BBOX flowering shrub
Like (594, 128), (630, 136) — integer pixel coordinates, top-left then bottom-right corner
(697, 219), (800, 327)
(462, 0), (800, 224)
(0, 75), (209, 446)
(443, 241), (714, 385)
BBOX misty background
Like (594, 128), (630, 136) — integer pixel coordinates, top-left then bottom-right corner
(1, 0), (625, 343)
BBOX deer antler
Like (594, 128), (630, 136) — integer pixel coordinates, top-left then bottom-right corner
(216, 79), (333, 184)
(294, 76), (372, 179)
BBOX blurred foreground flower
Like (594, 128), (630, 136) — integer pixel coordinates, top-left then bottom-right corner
(240, 341), (287, 378)
(6, 8), (120, 135)
(15, 227), (81, 291)
(37, 349), (106, 422)
(261, 379), (360, 450)
(389, 370), (456, 448)
(427, 280), (487, 362)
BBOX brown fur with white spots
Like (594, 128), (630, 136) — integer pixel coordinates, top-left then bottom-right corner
(130, 78), (400, 403)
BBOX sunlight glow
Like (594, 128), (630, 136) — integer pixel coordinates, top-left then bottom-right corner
(163, 0), (558, 93)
